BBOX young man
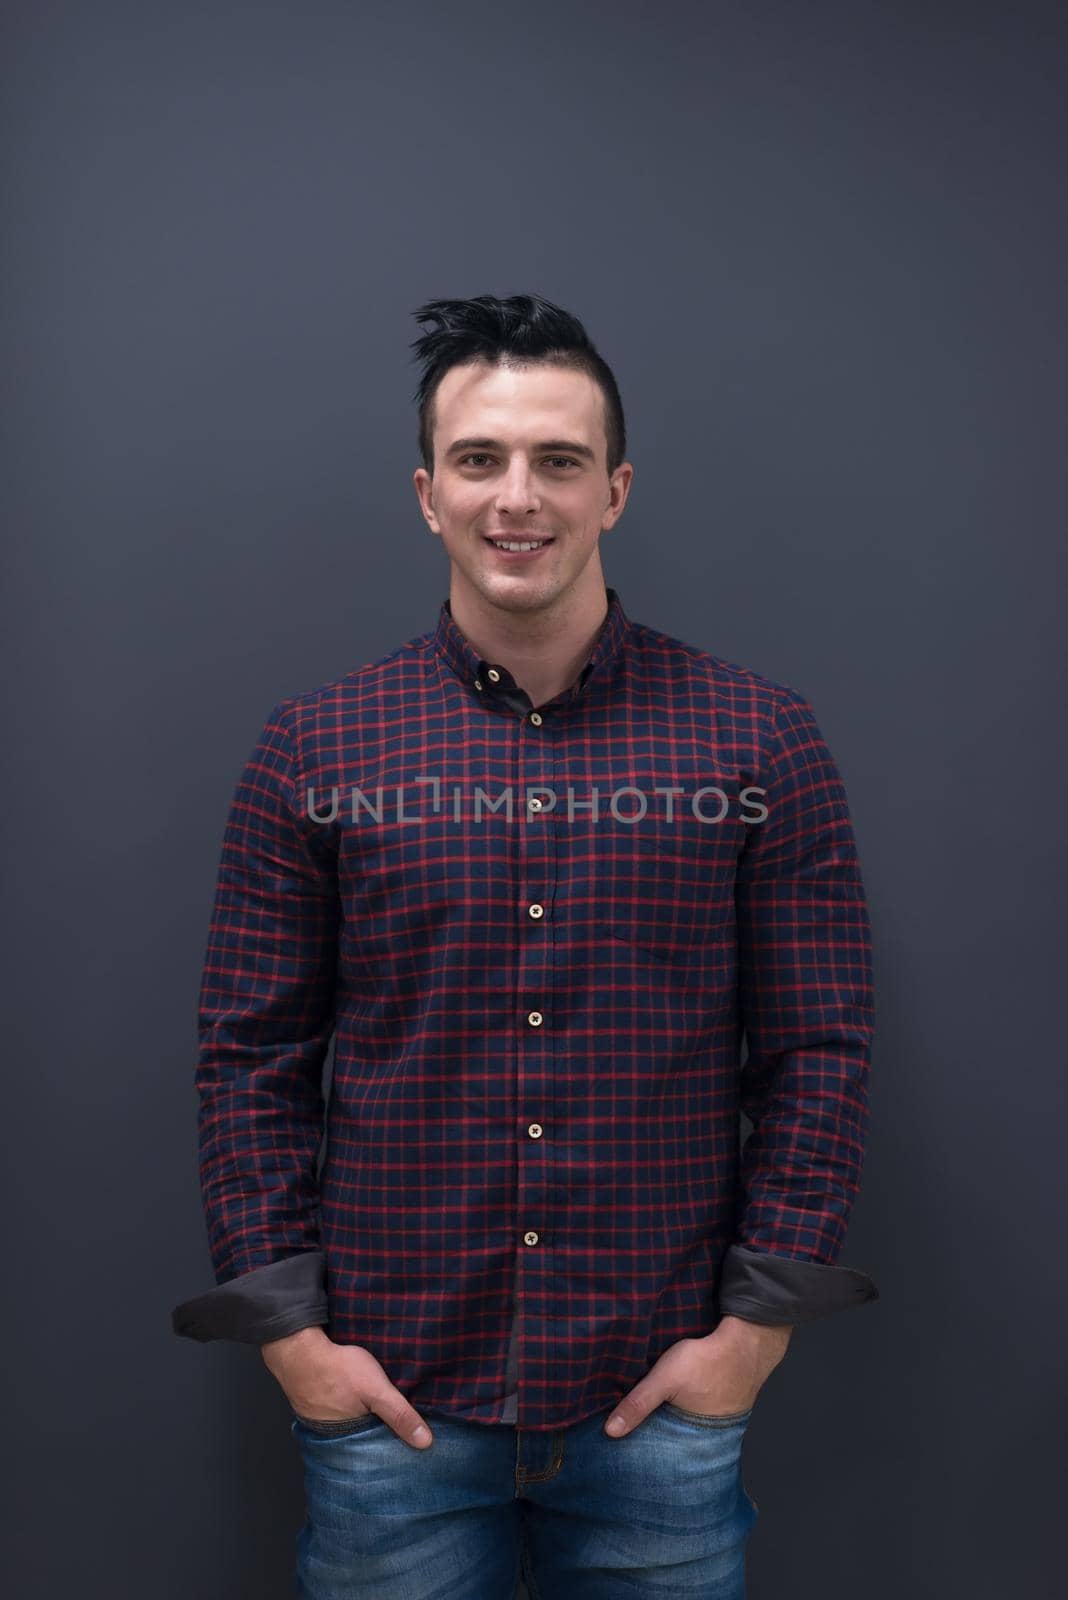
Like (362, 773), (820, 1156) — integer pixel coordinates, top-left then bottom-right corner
(172, 293), (878, 1598)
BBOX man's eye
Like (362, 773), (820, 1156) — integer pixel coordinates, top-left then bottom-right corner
(458, 455), (579, 469)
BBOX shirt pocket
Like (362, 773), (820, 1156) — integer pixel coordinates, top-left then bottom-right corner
(594, 827), (739, 976)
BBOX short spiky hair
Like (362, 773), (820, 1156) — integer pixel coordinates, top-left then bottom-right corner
(410, 293), (626, 477)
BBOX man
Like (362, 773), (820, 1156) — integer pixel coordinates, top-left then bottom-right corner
(172, 293), (878, 1598)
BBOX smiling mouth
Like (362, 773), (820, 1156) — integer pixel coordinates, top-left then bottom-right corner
(484, 535), (555, 552)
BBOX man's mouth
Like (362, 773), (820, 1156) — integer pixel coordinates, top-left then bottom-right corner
(483, 535), (554, 555)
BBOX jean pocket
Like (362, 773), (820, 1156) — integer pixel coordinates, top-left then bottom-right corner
(659, 1400), (754, 1428)
(291, 1410), (383, 1439)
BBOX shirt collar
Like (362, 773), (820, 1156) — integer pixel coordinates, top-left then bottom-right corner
(432, 586), (630, 707)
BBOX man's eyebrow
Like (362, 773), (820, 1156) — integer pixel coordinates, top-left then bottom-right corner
(445, 437), (597, 463)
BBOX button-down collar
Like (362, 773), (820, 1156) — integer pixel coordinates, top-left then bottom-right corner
(432, 585), (630, 710)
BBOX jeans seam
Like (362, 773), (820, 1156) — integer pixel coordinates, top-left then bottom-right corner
(519, 1512), (542, 1600)
(661, 1400), (754, 1427)
(292, 1412), (379, 1437)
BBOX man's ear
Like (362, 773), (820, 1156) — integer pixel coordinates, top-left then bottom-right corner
(412, 466), (440, 533)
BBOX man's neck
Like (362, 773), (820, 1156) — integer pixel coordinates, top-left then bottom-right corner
(447, 575), (609, 710)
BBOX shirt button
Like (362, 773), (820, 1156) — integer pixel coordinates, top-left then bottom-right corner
(529, 711), (543, 726)
(527, 1010), (543, 1027)
(527, 1123), (543, 1138)
(487, 667), (501, 682)
(528, 797), (543, 812)
(523, 1231), (539, 1246)
(474, 679), (483, 691)
(528, 903), (544, 919)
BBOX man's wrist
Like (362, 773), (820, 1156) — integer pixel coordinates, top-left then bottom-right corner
(709, 1313), (794, 1359)
(261, 1323), (332, 1373)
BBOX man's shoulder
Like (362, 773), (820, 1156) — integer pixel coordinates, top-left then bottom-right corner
(625, 614), (808, 713)
(267, 625), (437, 725)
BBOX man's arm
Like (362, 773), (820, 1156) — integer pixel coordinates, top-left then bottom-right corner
(170, 701), (339, 1345)
(721, 685), (878, 1327)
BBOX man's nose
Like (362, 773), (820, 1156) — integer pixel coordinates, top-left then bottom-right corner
(495, 462), (540, 512)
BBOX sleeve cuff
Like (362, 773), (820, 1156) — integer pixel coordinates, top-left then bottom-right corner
(170, 1250), (330, 1345)
(717, 1244), (879, 1325)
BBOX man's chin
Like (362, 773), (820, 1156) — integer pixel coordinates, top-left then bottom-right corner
(465, 569), (559, 610)
(482, 586), (556, 615)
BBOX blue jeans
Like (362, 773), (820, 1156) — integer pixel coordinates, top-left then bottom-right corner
(291, 1399), (759, 1598)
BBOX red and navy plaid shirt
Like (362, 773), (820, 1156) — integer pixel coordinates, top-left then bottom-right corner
(172, 586), (878, 1431)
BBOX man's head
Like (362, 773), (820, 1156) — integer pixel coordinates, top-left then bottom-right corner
(410, 294), (633, 619)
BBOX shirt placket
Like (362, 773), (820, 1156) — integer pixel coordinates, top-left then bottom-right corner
(477, 665), (561, 1426)
(513, 691), (557, 1426)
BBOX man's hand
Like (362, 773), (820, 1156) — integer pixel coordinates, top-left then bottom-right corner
(603, 1315), (793, 1437)
(261, 1326), (435, 1449)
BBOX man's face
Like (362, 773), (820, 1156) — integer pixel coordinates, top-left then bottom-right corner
(413, 360), (632, 616)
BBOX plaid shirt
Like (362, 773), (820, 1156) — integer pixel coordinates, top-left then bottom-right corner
(171, 586), (878, 1431)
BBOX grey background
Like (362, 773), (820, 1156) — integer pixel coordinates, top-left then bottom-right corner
(3, 1), (1064, 1595)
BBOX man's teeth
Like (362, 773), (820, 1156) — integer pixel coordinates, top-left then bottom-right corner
(493, 539), (545, 551)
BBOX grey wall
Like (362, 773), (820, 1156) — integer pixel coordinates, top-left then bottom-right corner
(4, 2), (1064, 1595)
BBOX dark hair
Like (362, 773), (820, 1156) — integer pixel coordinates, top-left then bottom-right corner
(409, 293), (626, 477)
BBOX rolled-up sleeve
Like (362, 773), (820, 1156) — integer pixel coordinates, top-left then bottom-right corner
(170, 701), (339, 1344)
(722, 686), (878, 1326)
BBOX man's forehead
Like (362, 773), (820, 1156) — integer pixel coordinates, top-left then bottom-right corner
(434, 360), (599, 435)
